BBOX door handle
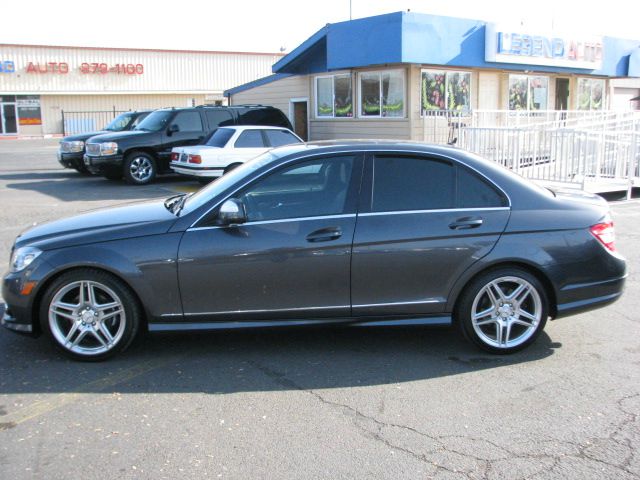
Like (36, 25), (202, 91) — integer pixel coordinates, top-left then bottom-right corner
(306, 227), (342, 243)
(449, 217), (483, 230)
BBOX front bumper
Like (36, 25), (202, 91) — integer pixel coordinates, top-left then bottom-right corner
(57, 151), (85, 169)
(1, 303), (33, 334)
(84, 154), (124, 174)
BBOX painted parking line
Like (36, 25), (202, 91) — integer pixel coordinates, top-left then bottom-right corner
(0, 356), (180, 431)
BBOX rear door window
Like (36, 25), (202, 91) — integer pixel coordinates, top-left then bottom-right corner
(172, 111), (204, 132)
(372, 156), (455, 212)
(234, 130), (266, 148)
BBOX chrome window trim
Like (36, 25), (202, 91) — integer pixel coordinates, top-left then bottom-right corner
(358, 207), (510, 217)
(188, 148), (513, 229)
(188, 213), (356, 232)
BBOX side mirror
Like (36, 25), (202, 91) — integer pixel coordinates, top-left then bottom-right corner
(168, 124), (180, 135)
(218, 198), (247, 225)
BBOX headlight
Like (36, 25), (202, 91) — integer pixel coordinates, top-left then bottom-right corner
(60, 141), (84, 153)
(100, 142), (118, 155)
(10, 247), (42, 273)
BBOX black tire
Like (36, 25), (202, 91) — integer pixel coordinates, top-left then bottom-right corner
(74, 164), (92, 175)
(123, 151), (157, 185)
(455, 267), (548, 354)
(39, 269), (142, 362)
(103, 170), (123, 181)
(196, 177), (212, 185)
(223, 162), (243, 175)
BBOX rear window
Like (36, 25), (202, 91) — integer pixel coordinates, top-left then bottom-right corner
(205, 128), (235, 147)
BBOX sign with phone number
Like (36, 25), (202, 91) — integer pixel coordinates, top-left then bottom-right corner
(23, 62), (144, 75)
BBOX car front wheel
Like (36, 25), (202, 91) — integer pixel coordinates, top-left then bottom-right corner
(456, 267), (548, 354)
(40, 269), (141, 361)
(124, 152), (156, 185)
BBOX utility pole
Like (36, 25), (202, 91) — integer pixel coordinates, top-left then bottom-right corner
(350, 0), (352, 20)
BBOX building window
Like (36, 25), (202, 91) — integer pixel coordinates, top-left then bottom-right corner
(359, 70), (405, 118)
(315, 74), (353, 118)
(508, 75), (549, 111)
(577, 78), (605, 110)
(421, 70), (471, 113)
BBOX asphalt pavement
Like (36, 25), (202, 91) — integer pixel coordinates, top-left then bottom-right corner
(0, 139), (638, 479)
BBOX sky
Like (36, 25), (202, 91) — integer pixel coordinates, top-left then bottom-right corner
(2, 0), (638, 53)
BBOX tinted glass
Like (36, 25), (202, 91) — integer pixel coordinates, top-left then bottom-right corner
(104, 113), (135, 131)
(265, 130), (301, 147)
(458, 167), (507, 208)
(235, 130), (265, 148)
(131, 112), (149, 128)
(135, 110), (173, 131)
(205, 128), (235, 147)
(372, 156), (455, 212)
(172, 111), (203, 132)
(238, 108), (289, 127)
(239, 155), (354, 222)
(205, 109), (234, 128)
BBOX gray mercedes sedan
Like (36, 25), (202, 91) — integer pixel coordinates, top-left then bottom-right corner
(1, 142), (627, 361)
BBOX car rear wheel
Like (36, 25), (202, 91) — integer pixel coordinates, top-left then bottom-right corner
(456, 267), (548, 354)
(40, 269), (141, 361)
(124, 152), (156, 185)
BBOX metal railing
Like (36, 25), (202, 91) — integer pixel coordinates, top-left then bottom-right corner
(421, 109), (640, 194)
(61, 108), (128, 136)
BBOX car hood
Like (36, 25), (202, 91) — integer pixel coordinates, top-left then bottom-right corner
(15, 200), (178, 250)
(87, 130), (151, 143)
(62, 131), (110, 142)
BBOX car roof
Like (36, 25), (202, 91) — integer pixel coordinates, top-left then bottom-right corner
(218, 125), (293, 132)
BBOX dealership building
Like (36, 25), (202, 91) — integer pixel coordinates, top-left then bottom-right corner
(225, 12), (640, 142)
(0, 44), (283, 136)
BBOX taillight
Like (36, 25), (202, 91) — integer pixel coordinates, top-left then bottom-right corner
(171, 152), (179, 161)
(590, 221), (616, 252)
(189, 155), (202, 164)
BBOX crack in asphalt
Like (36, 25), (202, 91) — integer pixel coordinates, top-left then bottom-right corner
(249, 360), (640, 479)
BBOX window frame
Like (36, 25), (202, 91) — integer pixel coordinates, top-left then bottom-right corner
(357, 69), (406, 119)
(420, 69), (472, 115)
(314, 73), (353, 119)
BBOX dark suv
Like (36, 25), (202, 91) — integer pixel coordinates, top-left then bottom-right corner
(57, 111), (151, 174)
(83, 105), (293, 185)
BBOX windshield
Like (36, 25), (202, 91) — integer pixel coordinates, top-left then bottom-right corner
(104, 113), (135, 131)
(205, 128), (235, 147)
(134, 110), (173, 132)
(181, 151), (279, 214)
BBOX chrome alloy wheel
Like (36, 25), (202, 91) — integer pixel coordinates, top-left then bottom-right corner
(471, 276), (542, 349)
(48, 281), (126, 356)
(129, 156), (153, 182)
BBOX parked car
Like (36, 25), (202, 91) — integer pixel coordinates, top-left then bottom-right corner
(171, 126), (303, 181)
(57, 110), (151, 174)
(1, 141), (626, 361)
(83, 105), (292, 185)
